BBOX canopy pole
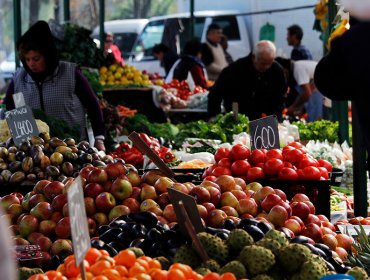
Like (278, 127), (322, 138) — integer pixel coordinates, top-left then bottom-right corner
(99, 0), (105, 48)
(190, 0), (195, 39)
(13, 0), (21, 68)
(63, 0), (70, 22)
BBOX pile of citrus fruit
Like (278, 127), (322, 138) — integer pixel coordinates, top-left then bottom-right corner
(27, 248), (240, 280)
(99, 64), (152, 87)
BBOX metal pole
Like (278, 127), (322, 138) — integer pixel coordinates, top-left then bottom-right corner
(99, 0), (105, 48)
(63, 0), (70, 22)
(13, 0), (21, 68)
(352, 102), (368, 217)
(190, 0), (195, 40)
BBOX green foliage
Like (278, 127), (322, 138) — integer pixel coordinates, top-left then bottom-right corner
(82, 68), (103, 95)
(55, 23), (105, 68)
(293, 120), (340, 143)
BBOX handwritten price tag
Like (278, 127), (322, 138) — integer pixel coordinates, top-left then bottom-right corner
(249, 115), (280, 150)
(68, 176), (90, 265)
(5, 105), (39, 146)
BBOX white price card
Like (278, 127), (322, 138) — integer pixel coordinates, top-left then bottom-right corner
(68, 176), (91, 265)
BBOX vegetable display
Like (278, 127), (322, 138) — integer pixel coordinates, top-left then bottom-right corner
(293, 120), (340, 143)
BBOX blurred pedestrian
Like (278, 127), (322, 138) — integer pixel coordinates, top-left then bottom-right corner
(104, 32), (124, 66)
(152, 43), (179, 78)
(287, 24), (313, 60)
(220, 35), (234, 64)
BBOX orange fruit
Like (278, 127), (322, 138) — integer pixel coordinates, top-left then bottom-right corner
(147, 259), (161, 270)
(114, 249), (137, 268)
(135, 273), (152, 280)
(167, 268), (186, 280)
(63, 254), (75, 266)
(220, 272), (237, 280)
(169, 263), (192, 278)
(128, 264), (147, 277)
(90, 260), (112, 276)
(150, 269), (168, 280)
(92, 276), (109, 280)
(135, 258), (150, 272)
(85, 247), (103, 265)
(56, 263), (66, 274)
(114, 265), (128, 277)
(45, 270), (62, 278)
(203, 272), (221, 280)
(101, 268), (121, 280)
(96, 255), (116, 266)
(100, 249), (110, 256)
(66, 259), (90, 278)
(28, 275), (49, 280)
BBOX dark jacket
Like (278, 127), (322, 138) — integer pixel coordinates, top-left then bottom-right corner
(208, 54), (287, 121)
(314, 20), (370, 166)
(173, 55), (208, 88)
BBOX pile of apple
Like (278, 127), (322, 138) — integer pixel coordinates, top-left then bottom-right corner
(202, 142), (333, 182)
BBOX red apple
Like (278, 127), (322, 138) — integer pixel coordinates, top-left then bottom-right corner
(304, 214), (321, 226)
(221, 205), (239, 217)
(27, 232), (44, 245)
(303, 200), (316, 214)
(274, 189), (287, 201)
(7, 203), (23, 221)
(84, 183), (104, 198)
(21, 192), (35, 211)
(220, 192), (238, 208)
(291, 201), (310, 220)
(206, 209), (227, 227)
(140, 183), (158, 201)
(19, 214), (39, 238)
(43, 181), (64, 201)
(103, 181), (113, 192)
(196, 204), (208, 220)
(267, 205), (289, 228)
(203, 185), (221, 205)
(13, 237), (30, 245)
(93, 212), (109, 227)
(62, 203), (69, 217)
(189, 186), (211, 204)
(214, 175), (237, 192)
(253, 186), (275, 204)
(55, 217), (71, 239)
(290, 215), (305, 229)
(95, 192), (116, 213)
(0, 194), (20, 210)
(142, 170), (166, 185)
(335, 246), (348, 261)
(39, 220), (57, 237)
(126, 169), (142, 187)
(335, 233), (353, 251)
(84, 197), (97, 216)
(245, 182), (263, 192)
(261, 194), (282, 212)
(301, 222), (323, 242)
(317, 214), (330, 223)
(122, 197), (141, 212)
(51, 212), (63, 223)
(169, 183), (189, 194)
(87, 168), (108, 185)
(33, 179), (51, 194)
(87, 217), (97, 236)
(110, 177), (133, 200)
(130, 186), (141, 200)
(231, 189), (248, 200)
(163, 204), (177, 223)
(51, 194), (68, 212)
(105, 162), (127, 180)
(147, 206), (163, 216)
(199, 180), (221, 191)
(36, 236), (52, 252)
(322, 234), (338, 250)
(202, 202), (216, 213)
(291, 193), (310, 202)
(153, 177), (174, 194)
(28, 193), (47, 209)
(236, 198), (259, 216)
(284, 218), (302, 235)
(79, 166), (95, 180)
(234, 177), (247, 190)
(51, 239), (73, 256)
(30, 201), (53, 220)
(108, 205), (130, 222)
(140, 199), (160, 212)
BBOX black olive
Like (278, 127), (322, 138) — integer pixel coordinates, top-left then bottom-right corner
(237, 218), (259, 228)
(103, 243), (118, 256)
(117, 232), (133, 247)
(314, 243), (332, 258)
(129, 238), (145, 248)
(107, 241), (126, 253)
(257, 221), (273, 234)
(241, 224), (264, 242)
(290, 235), (313, 244)
(146, 228), (163, 242)
(132, 223), (148, 238)
(97, 225), (110, 236)
(109, 219), (127, 229)
(128, 211), (159, 229)
(220, 218), (237, 230)
(99, 228), (123, 243)
(91, 239), (106, 249)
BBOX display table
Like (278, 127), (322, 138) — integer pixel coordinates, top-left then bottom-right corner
(103, 87), (167, 122)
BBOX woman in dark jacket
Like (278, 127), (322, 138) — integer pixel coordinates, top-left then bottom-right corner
(171, 39), (208, 89)
(3, 21), (106, 150)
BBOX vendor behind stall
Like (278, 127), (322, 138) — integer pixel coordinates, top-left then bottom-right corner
(3, 20), (106, 151)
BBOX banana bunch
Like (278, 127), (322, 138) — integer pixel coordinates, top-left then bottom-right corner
(330, 194), (345, 212)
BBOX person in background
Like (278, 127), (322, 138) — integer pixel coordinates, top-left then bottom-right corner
(220, 35), (234, 65)
(152, 43), (179, 77)
(287, 24), (313, 61)
(167, 39), (208, 89)
(276, 57), (323, 122)
(3, 21), (106, 151)
(104, 32), (124, 66)
(208, 40), (287, 121)
(201, 23), (228, 81)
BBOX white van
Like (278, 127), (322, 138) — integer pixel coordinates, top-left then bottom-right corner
(127, 11), (252, 76)
(92, 19), (148, 59)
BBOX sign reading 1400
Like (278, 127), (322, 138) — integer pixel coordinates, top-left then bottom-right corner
(249, 115), (280, 150)
(5, 105), (39, 146)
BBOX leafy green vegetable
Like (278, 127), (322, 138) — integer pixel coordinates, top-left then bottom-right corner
(293, 120), (340, 143)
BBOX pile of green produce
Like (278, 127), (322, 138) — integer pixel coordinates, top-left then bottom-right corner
(293, 120), (340, 143)
(123, 112), (249, 148)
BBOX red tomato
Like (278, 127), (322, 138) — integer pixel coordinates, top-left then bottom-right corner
(214, 147), (230, 162)
(231, 159), (251, 176)
(202, 164), (217, 179)
(211, 166), (232, 177)
(288, 141), (304, 149)
(318, 166), (329, 179)
(204, 175), (217, 182)
(317, 159), (333, 172)
(265, 149), (283, 161)
(284, 148), (304, 164)
(217, 158), (232, 169)
(263, 158), (284, 176)
(229, 144), (250, 161)
(246, 167), (265, 182)
(249, 149), (266, 166)
(298, 156), (319, 169)
(283, 161), (294, 169)
(301, 166), (321, 180)
(282, 145), (295, 155)
(278, 167), (299, 180)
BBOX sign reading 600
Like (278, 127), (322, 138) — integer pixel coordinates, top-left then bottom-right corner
(249, 115), (280, 150)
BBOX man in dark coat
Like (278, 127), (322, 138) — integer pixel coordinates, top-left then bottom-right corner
(207, 40), (287, 121)
(314, 17), (370, 169)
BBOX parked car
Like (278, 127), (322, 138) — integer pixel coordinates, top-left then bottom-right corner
(92, 19), (148, 59)
(0, 52), (16, 82)
(127, 10), (253, 76)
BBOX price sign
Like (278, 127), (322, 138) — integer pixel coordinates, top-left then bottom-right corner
(68, 176), (90, 265)
(249, 115), (280, 150)
(168, 188), (204, 235)
(5, 105), (39, 146)
(337, 225), (370, 237)
(0, 206), (18, 280)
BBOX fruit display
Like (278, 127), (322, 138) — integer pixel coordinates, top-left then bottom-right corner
(162, 79), (207, 101)
(0, 120), (50, 143)
(99, 64), (152, 87)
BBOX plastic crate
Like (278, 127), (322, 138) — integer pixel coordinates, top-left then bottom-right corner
(259, 179), (331, 218)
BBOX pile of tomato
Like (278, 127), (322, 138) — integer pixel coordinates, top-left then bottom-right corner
(202, 141), (333, 182)
(162, 79), (207, 101)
